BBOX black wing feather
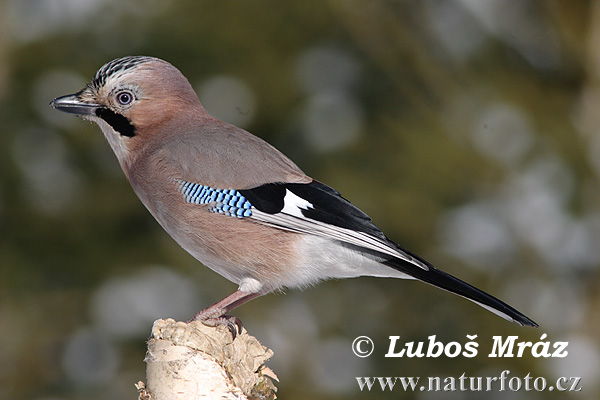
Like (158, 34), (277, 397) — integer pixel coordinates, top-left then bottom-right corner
(239, 183), (286, 214)
(287, 181), (388, 240)
(241, 180), (537, 327)
(240, 180), (387, 240)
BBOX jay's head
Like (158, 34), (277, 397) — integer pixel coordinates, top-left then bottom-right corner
(51, 56), (205, 161)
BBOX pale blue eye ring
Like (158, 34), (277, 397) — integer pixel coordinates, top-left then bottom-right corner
(116, 91), (134, 105)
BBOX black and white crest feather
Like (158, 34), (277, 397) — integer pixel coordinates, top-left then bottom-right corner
(90, 56), (155, 90)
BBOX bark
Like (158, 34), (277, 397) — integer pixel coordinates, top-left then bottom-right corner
(136, 318), (277, 400)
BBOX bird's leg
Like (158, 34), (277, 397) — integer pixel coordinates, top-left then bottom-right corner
(191, 289), (262, 338)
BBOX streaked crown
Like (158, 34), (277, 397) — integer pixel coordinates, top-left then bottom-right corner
(89, 56), (157, 90)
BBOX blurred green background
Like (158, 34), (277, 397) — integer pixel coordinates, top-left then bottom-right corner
(1, 0), (599, 399)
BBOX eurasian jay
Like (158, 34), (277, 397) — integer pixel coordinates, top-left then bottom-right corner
(51, 56), (537, 331)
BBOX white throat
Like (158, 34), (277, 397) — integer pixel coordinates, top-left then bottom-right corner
(90, 116), (132, 170)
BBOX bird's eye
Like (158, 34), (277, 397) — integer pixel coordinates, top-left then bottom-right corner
(116, 91), (134, 106)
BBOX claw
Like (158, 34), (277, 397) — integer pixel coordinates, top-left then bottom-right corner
(190, 312), (244, 339)
(187, 289), (261, 339)
(224, 315), (243, 338)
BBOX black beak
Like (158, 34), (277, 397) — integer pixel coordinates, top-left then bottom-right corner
(50, 93), (101, 116)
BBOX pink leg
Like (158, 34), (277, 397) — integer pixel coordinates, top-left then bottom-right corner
(191, 290), (263, 337)
(194, 289), (262, 319)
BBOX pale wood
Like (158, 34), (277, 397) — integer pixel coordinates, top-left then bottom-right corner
(137, 318), (277, 400)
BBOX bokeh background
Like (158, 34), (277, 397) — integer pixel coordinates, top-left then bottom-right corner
(1, 0), (599, 399)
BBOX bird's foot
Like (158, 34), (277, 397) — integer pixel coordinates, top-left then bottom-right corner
(190, 310), (243, 339)
(187, 290), (260, 339)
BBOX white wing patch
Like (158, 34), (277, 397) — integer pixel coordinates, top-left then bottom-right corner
(281, 189), (313, 217)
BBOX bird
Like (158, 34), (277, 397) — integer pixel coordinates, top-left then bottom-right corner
(51, 56), (537, 333)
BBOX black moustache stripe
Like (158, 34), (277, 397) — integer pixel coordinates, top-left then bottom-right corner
(95, 108), (135, 137)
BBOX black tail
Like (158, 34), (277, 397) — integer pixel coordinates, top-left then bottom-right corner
(384, 257), (538, 327)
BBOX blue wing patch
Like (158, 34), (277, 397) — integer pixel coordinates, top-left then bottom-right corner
(179, 181), (253, 218)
